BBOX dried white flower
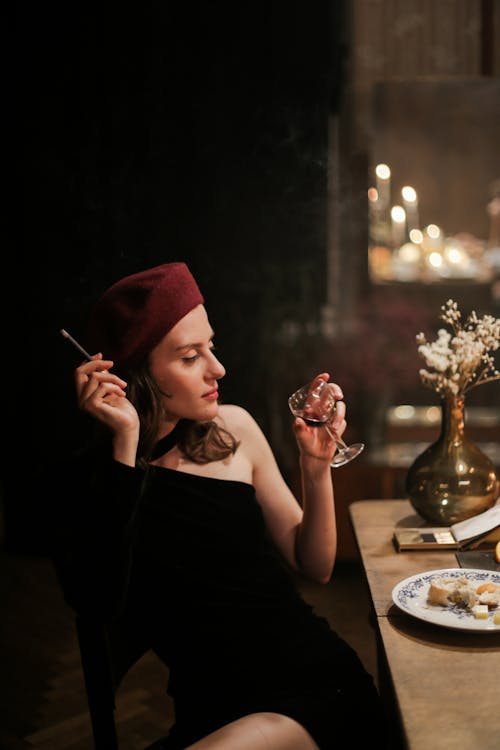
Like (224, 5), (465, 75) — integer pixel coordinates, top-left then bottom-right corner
(416, 300), (500, 397)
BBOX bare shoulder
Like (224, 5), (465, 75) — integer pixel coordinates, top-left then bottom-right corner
(217, 404), (262, 436)
(217, 404), (274, 465)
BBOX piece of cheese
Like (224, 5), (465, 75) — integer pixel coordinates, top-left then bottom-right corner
(493, 610), (500, 625)
(472, 604), (489, 619)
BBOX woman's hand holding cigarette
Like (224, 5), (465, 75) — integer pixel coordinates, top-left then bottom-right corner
(60, 329), (139, 464)
(75, 355), (139, 433)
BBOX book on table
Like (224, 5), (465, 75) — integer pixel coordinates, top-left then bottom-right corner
(393, 502), (500, 552)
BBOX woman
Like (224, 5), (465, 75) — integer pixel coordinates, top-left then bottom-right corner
(53, 262), (387, 750)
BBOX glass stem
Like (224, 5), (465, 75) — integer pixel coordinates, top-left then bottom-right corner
(325, 425), (347, 451)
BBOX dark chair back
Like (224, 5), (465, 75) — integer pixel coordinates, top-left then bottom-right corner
(75, 614), (151, 749)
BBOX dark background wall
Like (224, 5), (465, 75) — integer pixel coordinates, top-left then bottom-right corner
(6, 2), (346, 550)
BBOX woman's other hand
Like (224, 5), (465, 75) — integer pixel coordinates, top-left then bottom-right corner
(75, 354), (139, 436)
(292, 373), (346, 464)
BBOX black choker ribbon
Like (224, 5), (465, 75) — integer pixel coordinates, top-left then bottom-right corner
(151, 419), (188, 460)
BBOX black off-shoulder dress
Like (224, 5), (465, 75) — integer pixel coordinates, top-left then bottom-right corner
(52, 456), (387, 749)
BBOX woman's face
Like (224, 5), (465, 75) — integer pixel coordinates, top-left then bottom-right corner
(148, 304), (226, 423)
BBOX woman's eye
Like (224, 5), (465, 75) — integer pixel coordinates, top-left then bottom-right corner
(182, 354), (199, 364)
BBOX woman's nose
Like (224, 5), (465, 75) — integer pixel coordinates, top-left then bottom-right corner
(208, 351), (226, 379)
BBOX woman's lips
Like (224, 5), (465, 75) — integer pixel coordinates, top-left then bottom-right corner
(203, 388), (219, 401)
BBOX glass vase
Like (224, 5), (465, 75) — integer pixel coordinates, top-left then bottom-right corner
(406, 395), (499, 525)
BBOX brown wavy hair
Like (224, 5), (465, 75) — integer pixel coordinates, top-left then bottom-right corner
(126, 362), (239, 469)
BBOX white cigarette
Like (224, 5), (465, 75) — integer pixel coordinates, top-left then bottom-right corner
(60, 329), (93, 361)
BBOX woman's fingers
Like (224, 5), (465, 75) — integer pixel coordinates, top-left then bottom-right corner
(78, 385), (126, 411)
(75, 357), (118, 376)
(77, 372), (128, 419)
(79, 379), (126, 409)
(84, 370), (127, 391)
(328, 380), (343, 401)
(328, 398), (347, 439)
(75, 360), (127, 396)
(79, 380), (139, 431)
(71, 356), (139, 436)
(333, 397), (346, 420)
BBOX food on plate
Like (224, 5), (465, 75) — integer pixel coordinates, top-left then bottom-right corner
(472, 604), (488, 619)
(427, 575), (500, 612)
(427, 576), (477, 608)
(495, 540), (500, 564)
(476, 582), (497, 594)
(494, 610), (500, 625)
(474, 583), (500, 607)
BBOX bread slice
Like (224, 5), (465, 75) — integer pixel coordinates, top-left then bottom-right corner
(427, 576), (478, 608)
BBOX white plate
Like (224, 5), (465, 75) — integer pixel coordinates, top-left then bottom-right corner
(392, 568), (500, 632)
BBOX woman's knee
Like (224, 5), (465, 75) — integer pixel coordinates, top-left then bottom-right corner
(251, 712), (320, 749)
(186, 711), (320, 750)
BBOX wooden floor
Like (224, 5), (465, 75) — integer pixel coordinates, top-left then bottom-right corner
(0, 543), (379, 750)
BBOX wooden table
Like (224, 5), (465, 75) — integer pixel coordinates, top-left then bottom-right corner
(349, 499), (500, 750)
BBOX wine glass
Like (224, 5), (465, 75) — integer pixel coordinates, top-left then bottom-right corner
(288, 379), (364, 467)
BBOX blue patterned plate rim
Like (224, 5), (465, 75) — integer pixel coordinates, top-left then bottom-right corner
(391, 568), (500, 632)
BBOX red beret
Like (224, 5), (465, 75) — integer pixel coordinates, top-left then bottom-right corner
(87, 262), (204, 373)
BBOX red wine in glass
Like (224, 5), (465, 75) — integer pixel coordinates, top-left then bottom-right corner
(301, 415), (329, 427)
(288, 379), (364, 467)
